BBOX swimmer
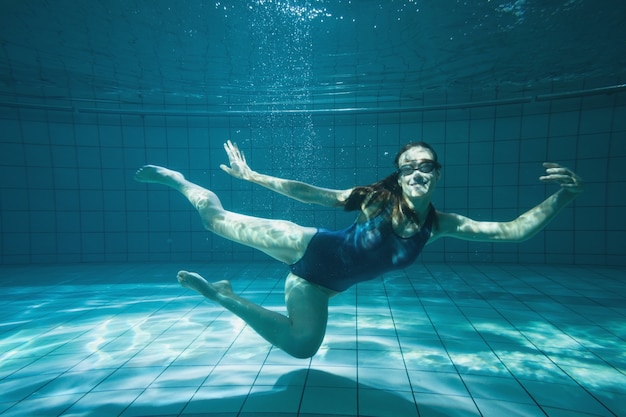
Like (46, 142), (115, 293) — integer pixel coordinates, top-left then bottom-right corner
(135, 140), (583, 358)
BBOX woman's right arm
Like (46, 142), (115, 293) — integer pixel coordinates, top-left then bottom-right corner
(219, 140), (353, 207)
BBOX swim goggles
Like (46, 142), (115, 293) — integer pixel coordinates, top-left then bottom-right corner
(398, 160), (441, 176)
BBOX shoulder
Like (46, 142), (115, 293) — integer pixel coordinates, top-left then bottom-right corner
(359, 199), (388, 220)
(336, 188), (356, 205)
(317, 187), (354, 208)
(429, 210), (471, 240)
(436, 211), (466, 225)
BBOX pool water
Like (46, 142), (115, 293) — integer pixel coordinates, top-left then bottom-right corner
(1, 2), (626, 416)
(1, 262), (624, 416)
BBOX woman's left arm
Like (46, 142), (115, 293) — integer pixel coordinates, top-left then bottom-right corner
(220, 140), (353, 207)
(434, 163), (584, 243)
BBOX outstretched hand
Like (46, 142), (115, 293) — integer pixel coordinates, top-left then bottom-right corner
(539, 162), (584, 194)
(220, 140), (253, 180)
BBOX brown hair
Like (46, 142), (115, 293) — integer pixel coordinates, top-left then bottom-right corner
(344, 142), (440, 226)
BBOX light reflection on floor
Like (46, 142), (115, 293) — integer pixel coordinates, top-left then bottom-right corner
(0, 262), (625, 416)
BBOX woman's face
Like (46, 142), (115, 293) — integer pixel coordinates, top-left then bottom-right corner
(397, 146), (440, 202)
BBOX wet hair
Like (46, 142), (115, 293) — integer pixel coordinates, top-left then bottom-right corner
(344, 142), (440, 227)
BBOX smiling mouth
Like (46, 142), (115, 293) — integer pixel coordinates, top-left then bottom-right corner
(411, 178), (428, 186)
(409, 183), (428, 191)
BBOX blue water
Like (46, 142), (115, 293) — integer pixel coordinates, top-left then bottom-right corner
(1, 1), (625, 110)
(0, 1), (625, 416)
(1, 263), (625, 416)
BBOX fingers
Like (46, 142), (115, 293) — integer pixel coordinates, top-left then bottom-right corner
(539, 162), (584, 193)
(542, 162), (560, 168)
(542, 162), (568, 174)
(223, 140), (236, 159)
(224, 139), (239, 156)
(221, 140), (251, 180)
(539, 174), (571, 182)
(540, 162), (569, 180)
(223, 140), (246, 163)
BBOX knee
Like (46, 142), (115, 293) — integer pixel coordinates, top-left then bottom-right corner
(193, 194), (224, 231)
(201, 211), (227, 233)
(288, 332), (324, 359)
(289, 343), (321, 359)
(192, 189), (223, 213)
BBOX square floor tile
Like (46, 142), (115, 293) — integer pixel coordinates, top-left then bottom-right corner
(306, 367), (357, 388)
(119, 386), (196, 417)
(241, 385), (303, 413)
(408, 370), (470, 397)
(358, 366), (411, 391)
(0, 393), (83, 417)
(299, 386), (357, 415)
(253, 365), (308, 388)
(182, 385), (249, 414)
(202, 364), (261, 387)
(521, 380), (615, 417)
(473, 397), (547, 417)
(151, 365), (213, 387)
(62, 389), (143, 417)
(413, 392), (481, 417)
(93, 366), (164, 391)
(358, 388), (418, 417)
(29, 369), (113, 398)
(461, 374), (534, 404)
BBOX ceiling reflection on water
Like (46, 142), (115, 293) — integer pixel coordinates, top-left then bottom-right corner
(0, 0), (624, 111)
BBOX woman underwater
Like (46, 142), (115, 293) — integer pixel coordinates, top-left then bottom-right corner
(134, 140), (584, 358)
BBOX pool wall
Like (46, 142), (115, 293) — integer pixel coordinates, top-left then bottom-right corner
(1, 90), (625, 266)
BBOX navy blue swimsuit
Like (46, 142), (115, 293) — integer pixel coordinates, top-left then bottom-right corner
(290, 204), (435, 292)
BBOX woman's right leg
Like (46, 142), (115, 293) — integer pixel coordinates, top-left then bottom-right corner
(134, 165), (316, 264)
(177, 271), (331, 359)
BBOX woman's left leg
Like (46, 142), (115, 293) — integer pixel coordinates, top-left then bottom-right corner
(134, 165), (315, 264)
(177, 271), (332, 359)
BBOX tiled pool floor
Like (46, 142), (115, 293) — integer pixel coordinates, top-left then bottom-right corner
(0, 262), (624, 417)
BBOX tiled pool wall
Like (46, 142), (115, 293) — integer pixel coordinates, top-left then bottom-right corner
(1, 91), (625, 266)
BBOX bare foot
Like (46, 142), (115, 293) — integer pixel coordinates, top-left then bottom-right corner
(177, 270), (233, 301)
(134, 165), (185, 188)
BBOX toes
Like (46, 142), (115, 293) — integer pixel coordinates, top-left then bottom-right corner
(176, 270), (190, 283)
